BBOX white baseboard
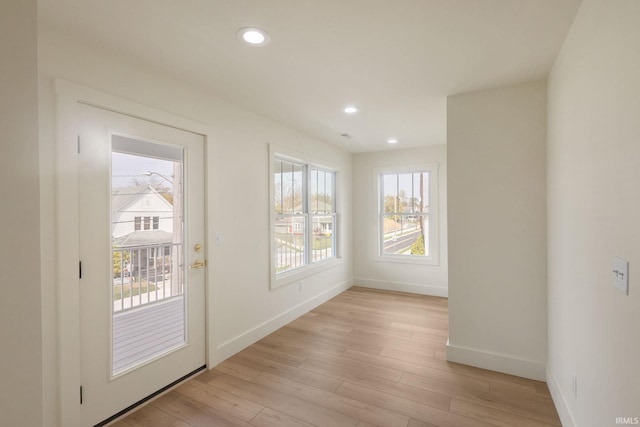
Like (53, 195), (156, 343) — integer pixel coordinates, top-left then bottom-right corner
(446, 340), (546, 381)
(353, 277), (448, 297)
(210, 279), (353, 365)
(546, 365), (575, 427)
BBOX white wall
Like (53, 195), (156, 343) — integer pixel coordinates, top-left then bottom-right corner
(0, 1), (43, 425)
(352, 146), (448, 296)
(38, 26), (352, 424)
(447, 80), (547, 380)
(547, 1), (640, 425)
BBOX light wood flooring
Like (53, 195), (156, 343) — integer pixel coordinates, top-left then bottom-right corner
(113, 286), (561, 427)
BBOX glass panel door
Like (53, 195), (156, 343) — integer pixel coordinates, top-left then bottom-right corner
(79, 103), (205, 426)
(111, 136), (186, 376)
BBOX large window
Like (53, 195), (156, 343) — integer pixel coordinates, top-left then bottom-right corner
(378, 164), (438, 264)
(272, 150), (338, 286)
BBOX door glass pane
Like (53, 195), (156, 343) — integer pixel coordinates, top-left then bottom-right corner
(111, 136), (185, 376)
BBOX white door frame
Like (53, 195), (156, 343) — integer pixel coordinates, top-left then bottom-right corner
(54, 78), (215, 427)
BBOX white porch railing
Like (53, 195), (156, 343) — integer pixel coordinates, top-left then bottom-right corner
(112, 243), (183, 313)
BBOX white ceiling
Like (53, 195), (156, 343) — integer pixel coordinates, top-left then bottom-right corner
(39, 0), (582, 152)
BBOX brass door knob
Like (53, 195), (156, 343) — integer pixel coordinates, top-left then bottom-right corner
(189, 260), (205, 269)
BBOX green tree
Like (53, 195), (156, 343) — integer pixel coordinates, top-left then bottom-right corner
(112, 249), (131, 278)
(399, 189), (409, 210)
(384, 195), (401, 222)
(275, 189), (303, 213)
(410, 235), (425, 255)
(310, 192), (332, 212)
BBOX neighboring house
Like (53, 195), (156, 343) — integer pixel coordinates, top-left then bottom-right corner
(111, 186), (175, 279)
(275, 199), (334, 236)
(111, 185), (173, 239)
(275, 216), (333, 236)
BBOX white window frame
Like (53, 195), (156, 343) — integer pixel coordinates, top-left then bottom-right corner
(269, 144), (341, 289)
(374, 163), (439, 265)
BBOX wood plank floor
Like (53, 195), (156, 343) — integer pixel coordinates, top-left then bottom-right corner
(112, 287), (561, 427)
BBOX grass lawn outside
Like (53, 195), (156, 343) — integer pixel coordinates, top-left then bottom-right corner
(113, 280), (157, 300)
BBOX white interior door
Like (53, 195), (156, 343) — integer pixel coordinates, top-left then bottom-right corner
(78, 104), (206, 426)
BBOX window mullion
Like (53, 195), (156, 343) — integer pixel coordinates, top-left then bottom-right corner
(396, 173), (399, 215)
(291, 162), (295, 213)
(304, 164), (309, 267)
(279, 160), (283, 214)
(380, 176), (385, 257)
(332, 172), (336, 258)
(323, 171), (326, 213)
(411, 173), (415, 212)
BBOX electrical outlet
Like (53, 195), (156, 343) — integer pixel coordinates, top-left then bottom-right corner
(571, 376), (578, 398)
(299, 281), (303, 292)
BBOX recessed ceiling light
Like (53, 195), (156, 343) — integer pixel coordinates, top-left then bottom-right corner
(387, 138), (398, 144)
(237, 27), (270, 46)
(343, 106), (358, 114)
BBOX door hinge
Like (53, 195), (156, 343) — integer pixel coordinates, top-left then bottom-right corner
(80, 385), (83, 405)
(79, 261), (82, 279)
(77, 135), (80, 154)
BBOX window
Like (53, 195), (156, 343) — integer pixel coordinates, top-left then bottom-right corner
(378, 164), (438, 264)
(134, 216), (159, 231)
(309, 167), (335, 263)
(271, 147), (339, 287)
(273, 158), (306, 272)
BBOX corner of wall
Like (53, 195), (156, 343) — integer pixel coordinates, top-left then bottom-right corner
(354, 278), (448, 297)
(446, 340), (546, 381)
(546, 365), (576, 427)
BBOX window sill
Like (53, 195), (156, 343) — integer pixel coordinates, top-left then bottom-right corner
(374, 255), (439, 266)
(271, 257), (343, 290)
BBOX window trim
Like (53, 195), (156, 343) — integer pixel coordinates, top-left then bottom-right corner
(374, 163), (439, 266)
(269, 144), (342, 289)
